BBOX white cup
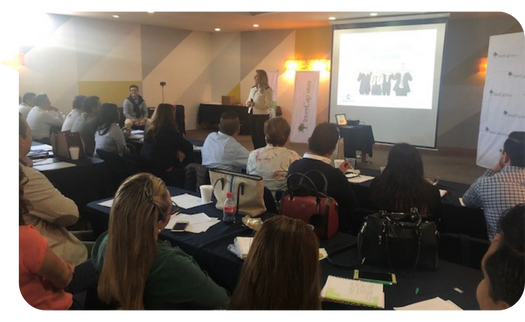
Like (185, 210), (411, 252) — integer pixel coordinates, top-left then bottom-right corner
(334, 159), (345, 168)
(69, 146), (80, 160)
(199, 185), (213, 203)
(345, 158), (356, 168)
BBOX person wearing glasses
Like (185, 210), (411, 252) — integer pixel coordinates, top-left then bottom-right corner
(463, 131), (525, 240)
(91, 173), (230, 309)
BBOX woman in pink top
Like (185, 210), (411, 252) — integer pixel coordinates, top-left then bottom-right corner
(19, 165), (75, 310)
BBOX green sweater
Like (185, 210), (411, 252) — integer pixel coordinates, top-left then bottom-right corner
(92, 232), (231, 310)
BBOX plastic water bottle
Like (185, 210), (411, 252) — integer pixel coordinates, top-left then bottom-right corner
(223, 192), (236, 223)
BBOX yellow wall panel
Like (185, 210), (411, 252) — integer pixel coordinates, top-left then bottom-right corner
(78, 81), (142, 107)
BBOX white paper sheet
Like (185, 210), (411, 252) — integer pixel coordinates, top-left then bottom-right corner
(34, 162), (76, 171)
(347, 175), (374, 184)
(439, 189), (447, 197)
(166, 212), (219, 233)
(394, 297), (462, 310)
(171, 194), (211, 209)
(30, 144), (53, 151)
(321, 275), (384, 308)
(98, 199), (114, 208)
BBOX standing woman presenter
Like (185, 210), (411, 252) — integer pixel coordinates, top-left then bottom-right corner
(246, 69), (273, 150)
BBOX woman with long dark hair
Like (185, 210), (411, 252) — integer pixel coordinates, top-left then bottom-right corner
(369, 143), (441, 216)
(94, 103), (129, 156)
(229, 216), (321, 310)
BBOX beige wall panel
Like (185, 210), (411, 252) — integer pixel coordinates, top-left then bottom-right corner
(211, 32), (241, 103)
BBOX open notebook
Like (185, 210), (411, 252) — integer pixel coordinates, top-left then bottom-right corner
(321, 275), (385, 309)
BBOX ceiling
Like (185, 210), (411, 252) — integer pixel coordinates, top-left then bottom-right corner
(33, 9), (492, 32)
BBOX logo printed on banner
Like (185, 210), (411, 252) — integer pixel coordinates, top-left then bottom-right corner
(290, 71), (320, 143)
(477, 32), (525, 169)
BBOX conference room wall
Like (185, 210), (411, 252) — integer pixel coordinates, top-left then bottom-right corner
(18, 13), (522, 150)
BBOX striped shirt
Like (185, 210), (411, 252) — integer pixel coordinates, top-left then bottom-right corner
(462, 166), (525, 240)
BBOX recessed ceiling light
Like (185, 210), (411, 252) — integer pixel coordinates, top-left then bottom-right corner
(370, 13), (378, 17)
(147, 11), (155, 14)
(215, 27), (221, 32)
(112, 15), (119, 18)
(328, 17), (336, 21)
(253, 24), (259, 28)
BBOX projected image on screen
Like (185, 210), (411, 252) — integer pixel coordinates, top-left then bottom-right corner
(337, 29), (437, 109)
(329, 18), (447, 148)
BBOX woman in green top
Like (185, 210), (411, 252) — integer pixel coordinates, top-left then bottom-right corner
(92, 173), (230, 310)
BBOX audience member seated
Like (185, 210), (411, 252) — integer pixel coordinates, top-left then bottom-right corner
(122, 84), (149, 129)
(94, 103), (129, 157)
(141, 103), (194, 188)
(476, 203), (524, 310)
(229, 216), (321, 310)
(19, 114), (87, 265)
(19, 92), (36, 119)
(246, 117), (300, 199)
(71, 96), (100, 157)
(61, 95), (85, 132)
(287, 122), (359, 234)
(26, 93), (64, 143)
(463, 131), (525, 240)
(19, 165), (77, 309)
(369, 143), (441, 218)
(92, 173), (231, 309)
(201, 111), (250, 173)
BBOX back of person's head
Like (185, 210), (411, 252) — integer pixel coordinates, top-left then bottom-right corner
(308, 122), (340, 156)
(22, 92), (36, 104)
(19, 113), (28, 138)
(81, 96), (100, 114)
(19, 164), (30, 226)
(229, 216), (321, 310)
(95, 102), (119, 135)
(504, 131), (525, 167)
(384, 143), (424, 179)
(219, 111), (240, 136)
(98, 173), (170, 309)
(72, 95), (86, 110)
(146, 104), (178, 140)
(264, 117), (290, 147)
(33, 93), (49, 107)
(478, 204), (524, 309)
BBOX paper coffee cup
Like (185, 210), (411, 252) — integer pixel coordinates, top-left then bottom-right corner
(69, 146), (80, 160)
(346, 158), (356, 168)
(199, 185), (213, 203)
(334, 159), (345, 168)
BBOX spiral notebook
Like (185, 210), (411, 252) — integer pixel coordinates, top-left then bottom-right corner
(321, 275), (385, 309)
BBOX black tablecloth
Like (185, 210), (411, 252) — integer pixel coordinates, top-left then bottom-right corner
(338, 125), (375, 158)
(34, 156), (113, 215)
(198, 104), (250, 135)
(86, 186), (483, 309)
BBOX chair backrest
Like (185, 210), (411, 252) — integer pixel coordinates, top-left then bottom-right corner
(96, 149), (129, 192)
(175, 105), (186, 135)
(184, 163), (210, 192)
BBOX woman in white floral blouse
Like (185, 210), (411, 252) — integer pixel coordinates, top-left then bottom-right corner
(247, 117), (300, 199)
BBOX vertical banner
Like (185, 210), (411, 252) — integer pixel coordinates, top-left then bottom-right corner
(477, 32), (525, 169)
(290, 71), (320, 143)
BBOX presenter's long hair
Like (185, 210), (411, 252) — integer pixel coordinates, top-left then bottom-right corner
(98, 173), (170, 310)
(229, 216), (321, 310)
(145, 103), (178, 141)
(255, 69), (270, 91)
(371, 143), (434, 214)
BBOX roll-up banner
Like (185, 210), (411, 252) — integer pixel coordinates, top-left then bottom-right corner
(267, 70), (279, 102)
(477, 32), (525, 169)
(290, 71), (320, 143)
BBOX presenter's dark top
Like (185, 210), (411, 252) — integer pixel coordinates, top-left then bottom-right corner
(288, 158), (359, 234)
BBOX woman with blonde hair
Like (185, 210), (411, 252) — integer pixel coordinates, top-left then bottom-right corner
(229, 216), (321, 310)
(92, 173), (230, 309)
(246, 69), (273, 150)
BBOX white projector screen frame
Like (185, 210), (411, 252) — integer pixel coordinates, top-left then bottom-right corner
(329, 19), (447, 148)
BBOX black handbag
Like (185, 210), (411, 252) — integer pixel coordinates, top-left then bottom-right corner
(358, 208), (438, 272)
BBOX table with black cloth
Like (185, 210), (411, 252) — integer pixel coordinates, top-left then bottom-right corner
(33, 156), (113, 215)
(337, 125), (375, 162)
(198, 103), (250, 135)
(86, 186), (483, 309)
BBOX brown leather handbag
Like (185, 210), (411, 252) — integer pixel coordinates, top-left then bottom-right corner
(50, 131), (85, 160)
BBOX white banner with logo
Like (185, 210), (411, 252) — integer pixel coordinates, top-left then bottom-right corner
(267, 70), (278, 102)
(477, 32), (525, 169)
(290, 71), (320, 143)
